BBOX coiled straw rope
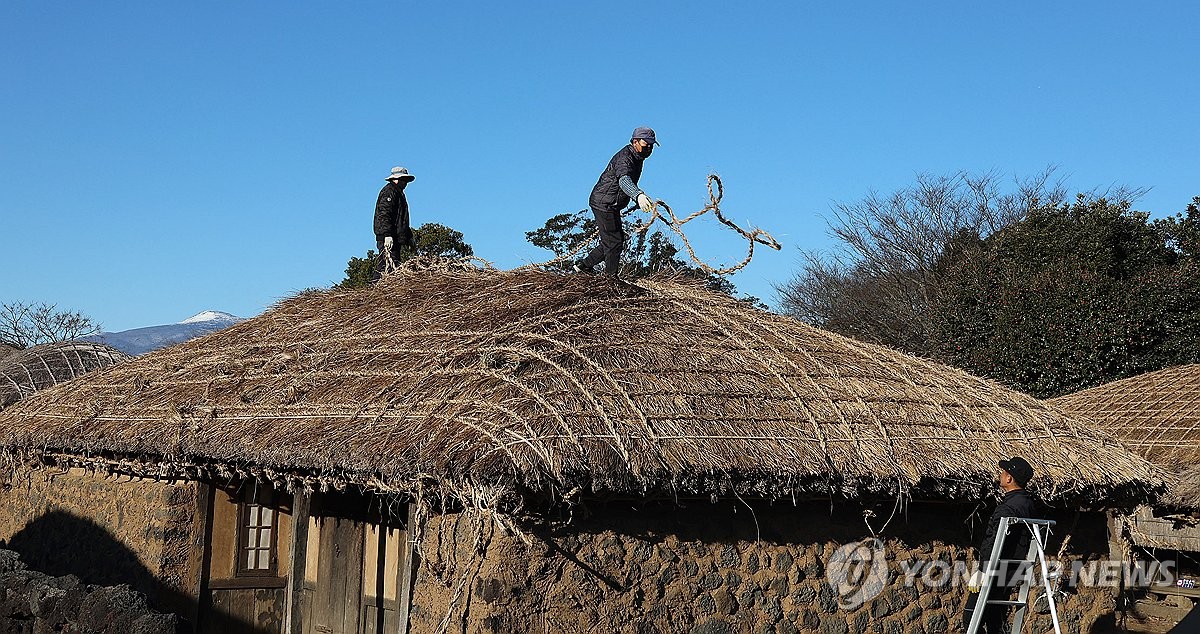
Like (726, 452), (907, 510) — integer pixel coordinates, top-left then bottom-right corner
(531, 174), (781, 275)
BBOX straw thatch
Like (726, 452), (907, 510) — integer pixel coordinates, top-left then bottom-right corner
(0, 343), (17, 361)
(1166, 464), (1200, 509)
(1050, 365), (1200, 467)
(0, 267), (1165, 507)
(0, 341), (130, 410)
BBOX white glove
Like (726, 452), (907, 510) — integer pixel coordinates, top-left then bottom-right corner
(637, 192), (655, 214)
(383, 236), (394, 251)
(967, 570), (985, 592)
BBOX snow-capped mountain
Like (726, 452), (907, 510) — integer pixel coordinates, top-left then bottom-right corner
(84, 310), (243, 356)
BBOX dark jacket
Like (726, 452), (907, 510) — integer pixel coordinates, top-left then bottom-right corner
(589, 145), (645, 212)
(373, 181), (413, 244)
(978, 488), (1040, 565)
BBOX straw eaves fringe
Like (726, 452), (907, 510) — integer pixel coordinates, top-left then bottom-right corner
(0, 265), (1167, 510)
(1165, 464), (1200, 509)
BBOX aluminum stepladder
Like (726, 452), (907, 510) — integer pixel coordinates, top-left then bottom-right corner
(966, 517), (1062, 634)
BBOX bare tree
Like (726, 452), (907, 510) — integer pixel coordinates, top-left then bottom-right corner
(0, 301), (102, 349)
(776, 168), (1069, 352)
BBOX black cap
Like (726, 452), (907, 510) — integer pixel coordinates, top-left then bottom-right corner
(999, 457), (1034, 487)
(632, 126), (659, 146)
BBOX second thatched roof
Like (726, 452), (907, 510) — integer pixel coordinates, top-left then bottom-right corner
(0, 341), (130, 410)
(0, 267), (1165, 507)
(1051, 365), (1200, 467)
(1052, 365), (1200, 510)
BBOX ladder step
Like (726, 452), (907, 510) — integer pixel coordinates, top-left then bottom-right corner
(986, 600), (1026, 606)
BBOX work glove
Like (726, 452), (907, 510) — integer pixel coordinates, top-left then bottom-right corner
(637, 192), (655, 214)
(967, 570), (985, 593)
(383, 236), (394, 252)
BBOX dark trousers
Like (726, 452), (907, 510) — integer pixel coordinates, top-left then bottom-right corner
(963, 588), (1012, 633)
(579, 207), (625, 276)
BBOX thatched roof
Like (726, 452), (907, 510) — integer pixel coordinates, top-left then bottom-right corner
(1051, 365), (1200, 467)
(0, 343), (17, 360)
(0, 267), (1164, 507)
(0, 341), (130, 410)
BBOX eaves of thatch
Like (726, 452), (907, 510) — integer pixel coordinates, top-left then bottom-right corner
(0, 341), (130, 411)
(0, 268), (1166, 509)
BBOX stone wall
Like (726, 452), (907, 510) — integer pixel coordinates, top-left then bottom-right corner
(408, 500), (1117, 633)
(0, 549), (178, 634)
(0, 468), (205, 620)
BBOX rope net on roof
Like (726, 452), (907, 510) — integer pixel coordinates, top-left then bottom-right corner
(0, 268), (1164, 507)
(1051, 365), (1200, 468)
(0, 341), (129, 410)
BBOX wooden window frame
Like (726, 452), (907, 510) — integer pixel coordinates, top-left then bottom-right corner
(234, 501), (280, 577)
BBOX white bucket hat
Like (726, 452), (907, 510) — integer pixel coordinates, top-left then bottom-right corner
(387, 166), (415, 182)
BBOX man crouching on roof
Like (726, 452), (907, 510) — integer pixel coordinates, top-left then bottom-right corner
(963, 456), (1041, 633)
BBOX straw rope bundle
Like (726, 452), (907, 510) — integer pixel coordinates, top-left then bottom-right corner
(0, 268), (1163, 507)
(0, 341), (129, 410)
(1052, 366), (1200, 510)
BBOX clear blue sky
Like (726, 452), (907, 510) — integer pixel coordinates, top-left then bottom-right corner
(2, 2), (1197, 332)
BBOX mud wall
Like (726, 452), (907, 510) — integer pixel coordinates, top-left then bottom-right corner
(409, 500), (1116, 633)
(0, 468), (205, 620)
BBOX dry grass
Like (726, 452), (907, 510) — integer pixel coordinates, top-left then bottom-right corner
(0, 265), (1166, 507)
(0, 341), (129, 410)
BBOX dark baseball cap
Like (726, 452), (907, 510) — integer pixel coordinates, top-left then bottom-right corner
(998, 457), (1034, 486)
(632, 126), (659, 146)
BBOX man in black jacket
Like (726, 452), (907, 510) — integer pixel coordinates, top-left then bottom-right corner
(964, 456), (1041, 633)
(574, 127), (658, 277)
(373, 166), (416, 278)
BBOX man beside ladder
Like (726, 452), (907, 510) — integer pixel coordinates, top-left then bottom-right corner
(964, 456), (1041, 633)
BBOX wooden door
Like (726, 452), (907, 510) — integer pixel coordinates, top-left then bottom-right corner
(310, 516), (365, 634)
(360, 524), (411, 634)
(198, 485), (290, 634)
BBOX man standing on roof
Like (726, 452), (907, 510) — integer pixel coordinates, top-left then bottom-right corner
(574, 127), (659, 277)
(963, 456), (1041, 633)
(374, 166), (417, 278)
